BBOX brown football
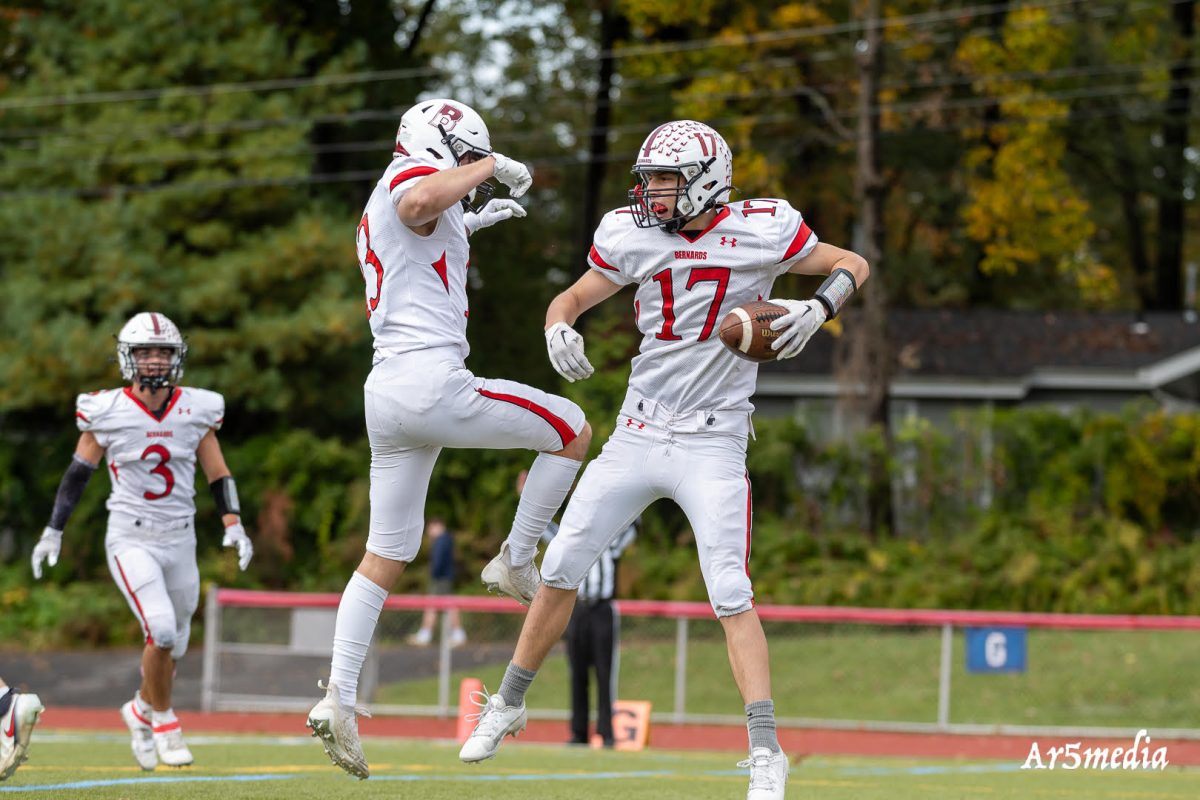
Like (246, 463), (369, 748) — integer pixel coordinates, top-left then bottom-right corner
(718, 300), (789, 363)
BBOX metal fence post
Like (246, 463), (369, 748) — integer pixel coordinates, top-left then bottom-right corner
(937, 622), (952, 728)
(201, 584), (220, 712)
(674, 616), (688, 723)
(437, 607), (452, 717)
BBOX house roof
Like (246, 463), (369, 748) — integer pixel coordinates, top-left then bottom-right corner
(759, 309), (1200, 400)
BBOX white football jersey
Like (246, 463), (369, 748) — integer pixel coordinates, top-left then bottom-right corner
(588, 199), (818, 415)
(76, 386), (225, 522)
(356, 154), (471, 365)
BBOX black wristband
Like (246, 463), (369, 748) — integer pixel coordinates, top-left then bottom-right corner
(209, 476), (240, 517)
(49, 455), (97, 530)
(814, 267), (858, 319)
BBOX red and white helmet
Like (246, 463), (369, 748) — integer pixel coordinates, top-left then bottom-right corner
(629, 120), (733, 232)
(394, 98), (495, 209)
(117, 312), (187, 389)
(395, 98), (492, 165)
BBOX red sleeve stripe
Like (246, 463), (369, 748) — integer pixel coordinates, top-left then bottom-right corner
(589, 244), (618, 271)
(476, 389), (578, 449)
(76, 411), (90, 423)
(389, 165), (439, 191)
(779, 221), (814, 262)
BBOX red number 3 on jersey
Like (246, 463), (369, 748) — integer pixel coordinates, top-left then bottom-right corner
(140, 444), (175, 501)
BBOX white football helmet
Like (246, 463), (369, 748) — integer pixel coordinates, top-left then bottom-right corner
(116, 312), (187, 390)
(395, 98), (495, 211)
(628, 120), (733, 233)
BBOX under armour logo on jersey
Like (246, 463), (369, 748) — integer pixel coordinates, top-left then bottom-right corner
(720, 236), (737, 247)
(625, 418), (645, 430)
(178, 407), (191, 415)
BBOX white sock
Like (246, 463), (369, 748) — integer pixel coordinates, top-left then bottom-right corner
(151, 708), (178, 730)
(329, 571), (388, 707)
(507, 452), (582, 565)
(135, 690), (152, 715)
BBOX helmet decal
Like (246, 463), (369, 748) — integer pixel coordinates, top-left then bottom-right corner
(628, 120), (734, 233)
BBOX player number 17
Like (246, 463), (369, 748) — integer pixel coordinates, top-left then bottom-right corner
(652, 266), (730, 342)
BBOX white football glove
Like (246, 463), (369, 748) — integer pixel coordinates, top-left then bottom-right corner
(545, 321), (594, 383)
(768, 299), (828, 360)
(31, 526), (63, 580)
(222, 522), (254, 571)
(464, 199), (527, 235)
(490, 152), (532, 198)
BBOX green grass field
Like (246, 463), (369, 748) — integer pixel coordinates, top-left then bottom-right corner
(3, 733), (1198, 799)
(376, 624), (1200, 728)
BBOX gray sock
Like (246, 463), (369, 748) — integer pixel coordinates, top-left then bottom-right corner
(498, 661), (537, 708)
(746, 699), (780, 753)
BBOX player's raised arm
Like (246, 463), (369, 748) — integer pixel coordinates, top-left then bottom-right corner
(544, 271), (622, 383)
(197, 430), (253, 571)
(31, 432), (105, 579)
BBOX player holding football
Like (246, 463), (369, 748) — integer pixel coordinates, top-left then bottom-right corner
(30, 312), (253, 770)
(460, 121), (869, 800)
(306, 98), (592, 779)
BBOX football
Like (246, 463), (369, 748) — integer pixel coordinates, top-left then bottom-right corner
(718, 300), (789, 363)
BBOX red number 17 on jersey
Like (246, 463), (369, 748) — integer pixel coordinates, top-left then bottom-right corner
(652, 266), (730, 342)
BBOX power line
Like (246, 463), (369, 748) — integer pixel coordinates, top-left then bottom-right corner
(0, 0), (1172, 112)
(4, 88), (1196, 202)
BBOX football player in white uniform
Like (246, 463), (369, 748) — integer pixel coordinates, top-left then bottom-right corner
(306, 98), (592, 779)
(460, 121), (869, 800)
(0, 679), (43, 781)
(31, 312), (253, 770)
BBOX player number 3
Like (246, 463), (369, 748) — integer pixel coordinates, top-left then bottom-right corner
(140, 443), (175, 500)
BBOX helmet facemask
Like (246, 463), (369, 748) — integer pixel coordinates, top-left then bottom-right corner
(116, 312), (188, 391)
(438, 124), (496, 213)
(118, 343), (187, 391)
(628, 159), (721, 234)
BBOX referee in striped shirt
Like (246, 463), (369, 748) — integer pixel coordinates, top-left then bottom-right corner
(541, 518), (637, 747)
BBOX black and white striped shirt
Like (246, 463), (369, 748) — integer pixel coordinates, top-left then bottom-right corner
(542, 521), (637, 602)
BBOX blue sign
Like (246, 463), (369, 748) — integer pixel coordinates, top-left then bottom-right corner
(965, 626), (1027, 673)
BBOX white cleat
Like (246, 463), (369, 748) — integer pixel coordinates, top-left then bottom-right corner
(481, 541), (541, 605)
(739, 747), (789, 800)
(307, 680), (370, 780)
(0, 691), (44, 781)
(152, 721), (194, 767)
(120, 699), (158, 771)
(458, 689), (527, 763)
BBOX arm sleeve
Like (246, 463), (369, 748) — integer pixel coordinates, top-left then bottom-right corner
(771, 200), (820, 276)
(48, 455), (97, 530)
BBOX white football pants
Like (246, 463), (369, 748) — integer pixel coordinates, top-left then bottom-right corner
(363, 346), (586, 563)
(541, 401), (756, 618)
(105, 512), (199, 659)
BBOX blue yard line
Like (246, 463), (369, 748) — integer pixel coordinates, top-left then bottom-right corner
(835, 763), (1025, 777)
(373, 770), (679, 781)
(0, 774), (298, 793)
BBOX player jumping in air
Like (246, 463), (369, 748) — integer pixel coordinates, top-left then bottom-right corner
(306, 98), (592, 779)
(31, 312), (253, 770)
(459, 120), (869, 800)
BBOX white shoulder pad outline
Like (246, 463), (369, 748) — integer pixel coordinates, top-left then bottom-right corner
(181, 386), (226, 431)
(74, 389), (122, 432)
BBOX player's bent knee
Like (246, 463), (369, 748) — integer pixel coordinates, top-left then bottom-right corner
(556, 422), (592, 461)
(710, 570), (754, 617)
(170, 627), (191, 659)
(146, 618), (177, 653)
